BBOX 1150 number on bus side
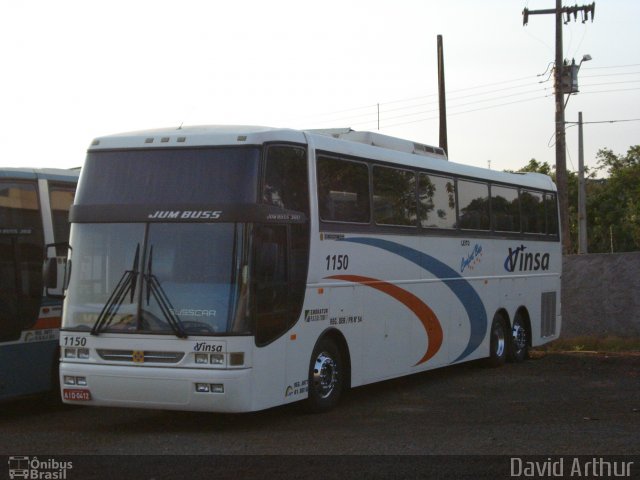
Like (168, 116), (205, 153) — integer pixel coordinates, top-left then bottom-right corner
(326, 254), (349, 271)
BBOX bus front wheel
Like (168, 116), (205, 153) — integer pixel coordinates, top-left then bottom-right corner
(305, 338), (344, 413)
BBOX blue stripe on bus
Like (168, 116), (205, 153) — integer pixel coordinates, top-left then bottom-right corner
(340, 237), (488, 363)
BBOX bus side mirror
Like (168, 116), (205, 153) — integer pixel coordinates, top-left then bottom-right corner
(44, 257), (58, 289)
(43, 242), (71, 298)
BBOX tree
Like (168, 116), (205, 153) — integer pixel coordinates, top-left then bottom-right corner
(514, 146), (640, 254)
(588, 146), (640, 252)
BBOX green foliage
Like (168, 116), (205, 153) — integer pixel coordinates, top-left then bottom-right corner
(587, 146), (640, 252)
(517, 158), (554, 176)
(514, 146), (640, 253)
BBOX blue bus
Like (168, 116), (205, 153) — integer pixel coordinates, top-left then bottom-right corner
(0, 168), (78, 400)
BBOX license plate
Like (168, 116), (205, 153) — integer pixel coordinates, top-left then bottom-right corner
(63, 389), (92, 401)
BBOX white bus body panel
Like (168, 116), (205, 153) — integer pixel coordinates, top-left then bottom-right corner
(60, 126), (561, 412)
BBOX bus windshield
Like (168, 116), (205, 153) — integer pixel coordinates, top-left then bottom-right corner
(63, 222), (250, 336)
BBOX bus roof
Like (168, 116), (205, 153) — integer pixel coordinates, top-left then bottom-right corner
(0, 167), (80, 182)
(89, 125), (556, 192)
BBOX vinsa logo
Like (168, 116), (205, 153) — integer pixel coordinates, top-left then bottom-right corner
(504, 244), (550, 272)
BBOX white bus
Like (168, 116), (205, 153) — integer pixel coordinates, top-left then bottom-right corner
(59, 126), (560, 412)
(1, 168), (78, 401)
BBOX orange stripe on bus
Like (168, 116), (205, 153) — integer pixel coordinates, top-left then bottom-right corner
(327, 275), (443, 365)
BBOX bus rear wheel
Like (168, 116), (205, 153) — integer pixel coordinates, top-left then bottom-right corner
(486, 314), (508, 367)
(508, 313), (529, 363)
(305, 338), (344, 413)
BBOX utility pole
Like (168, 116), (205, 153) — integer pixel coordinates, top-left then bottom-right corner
(523, 1), (595, 254)
(437, 34), (448, 155)
(578, 112), (587, 253)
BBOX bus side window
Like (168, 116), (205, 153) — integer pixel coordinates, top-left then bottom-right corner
(263, 145), (309, 215)
(521, 190), (545, 234)
(545, 193), (559, 235)
(317, 156), (370, 224)
(457, 180), (490, 231)
(419, 173), (456, 229)
(491, 185), (520, 232)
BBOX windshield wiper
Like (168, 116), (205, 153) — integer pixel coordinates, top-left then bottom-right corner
(91, 244), (140, 336)
(143, 246), (188, 339)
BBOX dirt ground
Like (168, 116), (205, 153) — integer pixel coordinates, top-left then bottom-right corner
(2, 352), (639, 478)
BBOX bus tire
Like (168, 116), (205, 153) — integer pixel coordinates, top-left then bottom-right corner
(485, 313), (508, 368)
(305, 337), (344, 413)
(46, 349), (61, 404)
(508, 312), (529, 363)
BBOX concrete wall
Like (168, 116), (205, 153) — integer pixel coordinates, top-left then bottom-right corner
(561, 252), (640, 337)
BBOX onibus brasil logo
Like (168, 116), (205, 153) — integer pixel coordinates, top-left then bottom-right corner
(8, 456), (73, 479)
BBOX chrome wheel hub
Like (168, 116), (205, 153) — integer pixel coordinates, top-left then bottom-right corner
(313, 352), (338, 399)
(513, 323), (527, 351)
(493, 323), (506, 357)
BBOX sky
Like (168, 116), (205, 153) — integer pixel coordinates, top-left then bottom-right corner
(1, 0), (638, 175)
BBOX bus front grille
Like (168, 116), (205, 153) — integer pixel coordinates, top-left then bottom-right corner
(97, 349), (185, 363)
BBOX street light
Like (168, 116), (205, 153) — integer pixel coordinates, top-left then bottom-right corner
(580, 54), (592, 65)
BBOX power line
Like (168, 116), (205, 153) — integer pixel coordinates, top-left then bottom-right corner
(316, 83), (637, 131)
(566, 118), (640, 125)
(574, 87), (640, 95)
(379, 94), (548, 130)
(580, 80), (640, 88)
(340, 86), (551, 129)
(582, 63), (640, 70)
(296, 67), (637, 130)
(581, 71), (640, 79)
(296, 64), (639, 127)
(289, 74), (546, 125)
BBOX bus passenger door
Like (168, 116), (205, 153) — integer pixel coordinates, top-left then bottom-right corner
(0, 234), (21, 341)
(0, 180), (44, 342)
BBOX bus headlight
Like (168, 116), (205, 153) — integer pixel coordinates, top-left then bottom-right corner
(195, 353), (209, 364)
(210, 353), (224, 365)
(210, 384), (224, 394)
(64, 376), (87, 386)
(195, 383), (224, 394)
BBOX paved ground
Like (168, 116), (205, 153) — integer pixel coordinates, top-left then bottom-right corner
(2, 352), (639, 478)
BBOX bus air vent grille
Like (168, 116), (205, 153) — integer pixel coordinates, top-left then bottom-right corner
(540, 292), (557, 337)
